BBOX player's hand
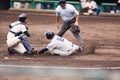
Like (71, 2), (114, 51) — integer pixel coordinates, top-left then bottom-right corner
(74, 21), (78, 26)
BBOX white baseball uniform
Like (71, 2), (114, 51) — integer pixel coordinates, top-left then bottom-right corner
(46, 35), (79, 56)
(80, 0), (87, 9)
(84, 0), (97, 14)
(84, 0), (97, 9)
(7, 21), (27, 53)
(118, 0), (120, 3)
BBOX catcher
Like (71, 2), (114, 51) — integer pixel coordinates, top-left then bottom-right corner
(38, 30), (83, 56)
(56, 0), (84, 48)
(6, 13), (34, 56)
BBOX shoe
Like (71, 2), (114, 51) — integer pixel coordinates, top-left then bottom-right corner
(80, 42), (85, 48)
(78, 46), (84, 52)
(31, 50), (37, 55)
(23, 50), (37, 56)
(8, 47), (20, 55)
(23, 52), (30, 56)
(32, 48), (34, 50)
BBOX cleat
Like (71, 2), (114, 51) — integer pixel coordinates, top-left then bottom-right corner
(8, 47), (20, 55)
(78, 46), (84, 52)
(30, 50), (38, 55)
(80, 42), (85, 47)
(23, 50), (37, 56)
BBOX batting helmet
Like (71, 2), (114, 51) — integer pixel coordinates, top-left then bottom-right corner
(59, 0), (66, 5)
(44, 30), (54, 39)
(19, 13), (27, 22)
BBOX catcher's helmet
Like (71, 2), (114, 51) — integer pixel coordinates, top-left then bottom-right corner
(59, 0), (66, 5)
(44, 30), (54, 39)
(19, 13), (27, 22)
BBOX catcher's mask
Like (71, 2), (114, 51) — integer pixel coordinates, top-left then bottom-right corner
(19, 13), (27, 22)
(44, 30), (54, 39)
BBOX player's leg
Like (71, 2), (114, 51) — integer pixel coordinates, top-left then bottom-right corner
(8, 47), (21, 55)
(70, 23), (84, 45)
(72, 32), (84, 45)
(7, 37), (22, 55)
(18, 34), (33, 54)
(7, 41), (26, 55)
(50, 49), (71, 56)
(13, 43), (26, 54)
(57, 22), (70, 37)
(72, 44), (83, 52)
(7, 37), (21, 47)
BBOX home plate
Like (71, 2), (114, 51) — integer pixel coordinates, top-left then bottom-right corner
(94, 45), (120, 55)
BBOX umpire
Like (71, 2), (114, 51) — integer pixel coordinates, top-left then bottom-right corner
(56, 0), (84, 48)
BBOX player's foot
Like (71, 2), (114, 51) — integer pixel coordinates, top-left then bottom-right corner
(23, 50), (37, 56)
(31, 50), (37, 55)
(8, 47), (20, 55)
(23, 52), (31, 56)
(80, 42), (85, 47)
(78, 46), (84, 52)
(32, 48), (34, 50)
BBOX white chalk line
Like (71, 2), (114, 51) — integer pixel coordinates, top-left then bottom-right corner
(0, 64), (120, 70)
(4, 57), (120, 61)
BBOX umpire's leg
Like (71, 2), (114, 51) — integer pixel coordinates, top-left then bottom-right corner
(70, 23), (84, 46)
(57, 22), (71, 37)
(72, 32), (84, 46)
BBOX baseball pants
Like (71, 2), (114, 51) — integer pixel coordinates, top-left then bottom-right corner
(7, 37), (26, 53)
(50, 44), (79, 56)
(57, 18), (83, 46)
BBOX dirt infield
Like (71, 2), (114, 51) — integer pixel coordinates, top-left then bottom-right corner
(0, 11), (120, 80)
(0, 11), (120, 67)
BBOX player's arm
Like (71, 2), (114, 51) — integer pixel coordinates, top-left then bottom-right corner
(22, 25), (30, 37)
(55, 8), (60, 29)
(73, 6), (79, 26)
(9, 24), (12, 28)
(56, 16), (60, 29)
(38, 40), (57, 54)
(24, 31), (30, 37)
(38, 47), (48, 54)
(75, 15), (79, 26)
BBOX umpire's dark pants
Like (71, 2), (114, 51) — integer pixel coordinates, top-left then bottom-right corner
(57, 17), (83, 45)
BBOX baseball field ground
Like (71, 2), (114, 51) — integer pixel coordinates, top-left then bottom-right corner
(0, 10), (120, 80)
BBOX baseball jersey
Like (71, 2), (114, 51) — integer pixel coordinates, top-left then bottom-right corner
(7, 21), (27, 39)
(47, 35), (73, 52)
(80, 0), (87, 8)
(85, 1), (97, 9)
(118, 0), (120, 3)
(56, 4), (79, 22)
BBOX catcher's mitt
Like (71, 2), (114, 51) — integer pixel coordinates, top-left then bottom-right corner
(70, 26), (80, 33)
